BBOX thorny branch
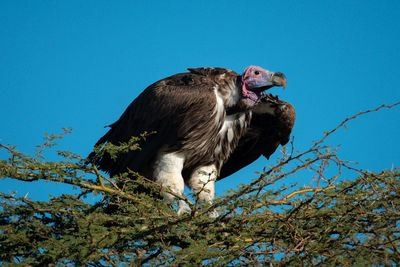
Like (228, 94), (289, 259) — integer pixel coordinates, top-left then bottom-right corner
(34, 127), (73, 161)
(0, 103), (399, 266)
(1, 103), (398, 218)
(196, 102), (399, 217)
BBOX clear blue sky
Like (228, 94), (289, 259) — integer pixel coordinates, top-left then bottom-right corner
(1, 1), (399, 201)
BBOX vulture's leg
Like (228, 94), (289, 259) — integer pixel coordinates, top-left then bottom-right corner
(187, 164), (218, 218)
(153, 151), (190, 215)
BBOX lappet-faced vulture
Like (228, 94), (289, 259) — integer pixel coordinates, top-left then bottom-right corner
(90, 66), (295, 215)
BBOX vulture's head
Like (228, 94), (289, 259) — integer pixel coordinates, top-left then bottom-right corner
(241, 65), (287, 106)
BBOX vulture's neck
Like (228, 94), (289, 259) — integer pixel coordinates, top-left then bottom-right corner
(215, 75), (243, 109)
(224, 76), (258, 115)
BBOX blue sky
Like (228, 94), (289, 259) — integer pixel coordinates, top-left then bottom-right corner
(1, 1), (399, 201)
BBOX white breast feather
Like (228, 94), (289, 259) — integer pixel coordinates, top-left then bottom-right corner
(214, 85), (224, 122)
(214, 86), (247, 158)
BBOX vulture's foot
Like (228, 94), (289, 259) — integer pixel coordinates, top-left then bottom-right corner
(207, 209), (219, 218)
(177, 200), (192, 216)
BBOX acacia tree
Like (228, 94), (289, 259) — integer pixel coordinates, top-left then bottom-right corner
(1, 104), (399, 266)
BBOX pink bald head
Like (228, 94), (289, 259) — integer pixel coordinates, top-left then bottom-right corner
(240, 65), (287, 106)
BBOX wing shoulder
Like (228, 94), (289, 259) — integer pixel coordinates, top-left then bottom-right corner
(187, 67), (239, 77)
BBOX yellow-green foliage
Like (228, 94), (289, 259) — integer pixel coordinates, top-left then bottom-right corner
(1, 105), (399, 265)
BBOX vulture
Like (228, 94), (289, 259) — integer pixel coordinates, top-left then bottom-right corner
(89, 66), (295, 215)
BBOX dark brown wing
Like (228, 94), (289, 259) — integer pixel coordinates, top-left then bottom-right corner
(218, 95), (295, 180)
(89, 68), (237, 177)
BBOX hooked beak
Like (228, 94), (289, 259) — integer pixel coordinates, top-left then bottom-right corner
(249, 71), (287, 92)
(271, 72), (287, 89)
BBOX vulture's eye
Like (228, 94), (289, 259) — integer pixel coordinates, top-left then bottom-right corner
(254, 71), (260, 75)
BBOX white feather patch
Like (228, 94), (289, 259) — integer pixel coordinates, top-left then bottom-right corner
(187, 165), (217, 203)
(153, 151), (185, 200)
(227, 128), (234, 142)
(214, 145), (222, 155)
(226, 80), (240, 106)
(214, 86), (224, 120)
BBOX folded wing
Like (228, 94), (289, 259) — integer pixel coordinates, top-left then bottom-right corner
(219, 95), (296, 180)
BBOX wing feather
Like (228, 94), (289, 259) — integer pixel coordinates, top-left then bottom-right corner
(90, 69), (232, 177)
(218, 96), (295, 180)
